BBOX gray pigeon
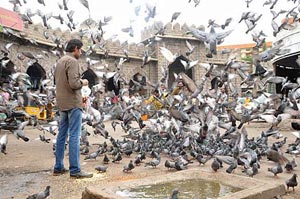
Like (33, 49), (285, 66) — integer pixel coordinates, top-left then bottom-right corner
(211, 158), (221, 172)
(268, 163), (283, 177)
(0, 134), (8, 154)
(145, 156), (161, 168)
(215, 155), (237, 174)
(286, 174), (298, 192)
(171, 12), (181, 22)
(14, 121), (30, 142)
(244, 163), (259, 177)
(95, 165), (108, 173)
(84, 151), (98, 160)
(123, 160), (135, 172)
(169, 188), (179, 199)
(187, 26), (233, 57)
(26, 185), (50, 199)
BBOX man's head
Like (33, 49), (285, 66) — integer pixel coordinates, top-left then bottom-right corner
(177, 80), (184, 88)
(152, 89), (159, 96)
(65, 39), (83, 59)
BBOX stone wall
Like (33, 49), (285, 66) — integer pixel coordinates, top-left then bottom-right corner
(0, 21), (243, 96)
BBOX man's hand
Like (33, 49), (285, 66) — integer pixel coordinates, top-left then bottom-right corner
(81, 79), (89, 86)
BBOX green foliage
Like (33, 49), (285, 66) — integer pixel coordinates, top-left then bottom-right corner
(242, 56), (253, 63)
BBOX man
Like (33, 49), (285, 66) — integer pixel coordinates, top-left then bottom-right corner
(145, 89), (163, 110)
(53, 39), (93, 178)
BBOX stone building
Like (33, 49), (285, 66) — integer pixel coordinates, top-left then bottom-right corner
(0, 17), (243, 96)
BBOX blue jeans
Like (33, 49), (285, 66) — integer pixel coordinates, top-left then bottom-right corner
(54, 108), (82, 174)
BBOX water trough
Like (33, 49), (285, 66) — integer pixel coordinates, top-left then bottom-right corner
(82, 168), (286, 199)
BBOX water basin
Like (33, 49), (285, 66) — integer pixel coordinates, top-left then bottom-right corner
(116, 179), (241, 199)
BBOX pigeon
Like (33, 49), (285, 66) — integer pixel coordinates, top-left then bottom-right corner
(79, 0), (90, 11)
(169, 188), (179, 199)
(243, 163), (259, 177)
(160, 47), (177, 63)
(245, 0), (253, 8)
(185, 40), (195, 56)
(285, 157), (297, 173)
(0, 134), (8, 154)
(39, 134), (50, 143)
(268, 163), (283, 177)
(123, 160), (135, 172)
(291, 122), (300, 130)
(84, 151), (98, 160)
(112, 152), (122, 163)
(215, 155), (237, 174)
(286, 174), (298, 192)
(103, 154), (110, 164)
(144, 3), (156, 22)
(187, 26), (233, 56)
(26, 185), (50, 199)
(221, 18), (233, 29)
(14, 121), (30, 142)
(145, 156), (161, 168)
(165, 159), (176, 169)
(37, 0), (46, 6)
(95, 165), (108, 173)
(266, 149), (289, 164)
(211, 158), (221, 172)
(111, 121), (119, 132)
(134, 5), (141, 16)
(171, 12), (181, 22)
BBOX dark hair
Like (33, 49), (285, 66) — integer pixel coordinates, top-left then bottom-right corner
(153, 89), (159, 94)
(65, 39), (83, 52)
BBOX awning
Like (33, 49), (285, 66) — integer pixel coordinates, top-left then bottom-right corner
(0, 7), (23, 31)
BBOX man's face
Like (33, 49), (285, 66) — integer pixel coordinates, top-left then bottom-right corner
(73, 47), (82, 59)
(178, 81), (183, 87)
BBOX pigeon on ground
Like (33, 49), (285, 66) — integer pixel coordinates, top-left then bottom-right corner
(211, 158), (221, 172)
(286, 174), (298, 192)
(165, 159), (176, 170)
(285, 157), (297, 173)
(0, 134), (8, 154)
(268, 163), (283, 177)
(84, 151), (98, 160)
(243, 162), (259, 177)
(95, 165), (108, 173)
(26, 186), (50, 199)
(112, 152), (122, 163)
(169, 188), (179, 199)
(103, 154), (110, 164)
(123, 160), (135, 173)
(145, 156), (161, 168)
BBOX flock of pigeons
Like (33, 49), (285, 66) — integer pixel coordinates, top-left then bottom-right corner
(2, 0), (300, 198)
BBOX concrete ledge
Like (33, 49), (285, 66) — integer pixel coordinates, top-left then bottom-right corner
(82, 168), (287, 199)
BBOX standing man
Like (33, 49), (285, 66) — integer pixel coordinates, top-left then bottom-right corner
(53, 39), (93, 178)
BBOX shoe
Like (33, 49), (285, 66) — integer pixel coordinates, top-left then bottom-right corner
(70, 171), (93, 179)
(53, 168), (69, 176)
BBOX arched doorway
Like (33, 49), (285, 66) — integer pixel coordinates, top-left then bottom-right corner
(26, 62), (46, 91)
(168, 55), (193, 88)
(0, 55), (16, 85)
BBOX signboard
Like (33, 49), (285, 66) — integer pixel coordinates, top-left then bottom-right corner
(0, 7), (23, 31)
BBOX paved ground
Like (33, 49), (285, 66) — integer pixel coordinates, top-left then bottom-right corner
(0, 119), (300, 199)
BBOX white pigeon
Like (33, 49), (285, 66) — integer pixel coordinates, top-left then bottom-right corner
(291, 131), (300, 138)
(180, 59), (199, 71)
(160, 47), (177, 63)
(0, 134), (8, 154)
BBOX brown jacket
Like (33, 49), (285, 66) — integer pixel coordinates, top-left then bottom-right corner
(55, 53), (83, 111)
